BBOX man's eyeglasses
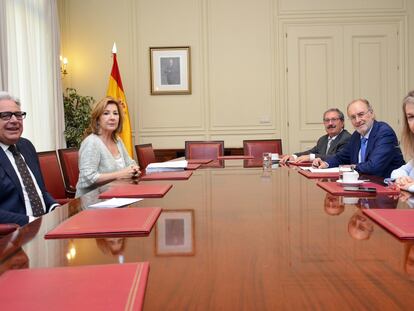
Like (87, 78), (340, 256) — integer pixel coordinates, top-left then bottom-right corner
(0, 111), (27, 121)
(349, 110), (371, 122)
(323, 117), (341, 123)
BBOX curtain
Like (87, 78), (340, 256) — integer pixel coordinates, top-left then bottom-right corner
(1, 0), (65, 151)
(0, 1), (8, 90)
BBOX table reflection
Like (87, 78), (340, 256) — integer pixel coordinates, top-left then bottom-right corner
(348, 209), (374, 240)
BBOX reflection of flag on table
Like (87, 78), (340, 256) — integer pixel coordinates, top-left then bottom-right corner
(107, 42), (133, 156)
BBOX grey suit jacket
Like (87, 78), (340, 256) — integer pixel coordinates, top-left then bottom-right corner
(295, 129), (351, 161)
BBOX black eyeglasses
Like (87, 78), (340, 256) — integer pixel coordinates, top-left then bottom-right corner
(323, 117), (341, 123)
(0, 111), (27, 121)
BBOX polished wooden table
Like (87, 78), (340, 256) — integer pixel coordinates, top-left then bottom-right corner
(1, 160), (414, 310)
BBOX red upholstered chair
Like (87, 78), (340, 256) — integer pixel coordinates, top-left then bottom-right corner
(135, 144), (156, 169)
(58, 148), (79, 196)
(38, 151), (73, 204)
(185, 141), (224, 160)
(243, 139), (283, 158)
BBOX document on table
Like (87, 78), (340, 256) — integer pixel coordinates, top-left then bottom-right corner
(88, 198), (142, 208)
(299, 167), (352, 173)
(146, 160), (188, 172)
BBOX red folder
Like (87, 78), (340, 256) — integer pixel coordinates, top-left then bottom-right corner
(316, 181), (400, 196)
(186, 163), (202, 170)
(217, 155), (254, 160)
(99, 184), (172, 199)
(187, 159), (213, 164)
(0, 262), (149, 310)
(298, 170), (340, 179)
(140, 171), (193, 181)
(45, 207), (162, 239)
(363, 209), (414, 239)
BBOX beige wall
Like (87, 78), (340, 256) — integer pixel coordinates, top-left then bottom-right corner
(59, 0), (414, 153)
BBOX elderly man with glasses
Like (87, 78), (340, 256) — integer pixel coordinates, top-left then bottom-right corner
(313, 98), (405, 177)
(0, 91), (58, 226)
(281, 108), (351, 164)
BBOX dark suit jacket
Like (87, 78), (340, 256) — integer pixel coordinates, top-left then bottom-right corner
(295, 129), (351, 160)
(326, 120), (405, 177)
(0, 138), (56, 226)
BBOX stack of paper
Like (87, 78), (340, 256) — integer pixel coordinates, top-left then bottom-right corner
(146, 160), (187, 173)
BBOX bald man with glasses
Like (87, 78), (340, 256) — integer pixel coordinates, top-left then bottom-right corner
(0, 91), (58, 226)
(313, 99), (405, 177)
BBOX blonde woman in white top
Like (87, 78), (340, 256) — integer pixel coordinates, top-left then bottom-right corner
(76, 97), (139, 197)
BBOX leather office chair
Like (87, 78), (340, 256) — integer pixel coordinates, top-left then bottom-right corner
(58, 148), (79, 196)
(135, 144), (156, 169)
(185, 141), (224, 160)
(38, 151), (73, 204)
(243, 139), (283, 158)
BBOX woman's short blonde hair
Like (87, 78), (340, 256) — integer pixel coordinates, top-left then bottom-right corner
(84, 97), (124, 142)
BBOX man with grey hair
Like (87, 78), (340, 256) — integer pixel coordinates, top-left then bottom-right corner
(0, 91), (58, 226)
(280, 108), (351, 164)
(313, 99), (405, 177)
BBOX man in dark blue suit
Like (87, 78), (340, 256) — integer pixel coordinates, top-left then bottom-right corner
(0, 92), (58, 226)
(313, 99), (404, 177)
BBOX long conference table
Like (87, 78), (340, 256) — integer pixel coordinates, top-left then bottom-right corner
(1, 159), (414, 310)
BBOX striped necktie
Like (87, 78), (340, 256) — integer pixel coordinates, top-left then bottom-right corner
(326, 137), (333, 154)
(8, 145), (44, 217)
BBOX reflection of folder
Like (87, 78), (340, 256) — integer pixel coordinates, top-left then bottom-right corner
(140, 171), (193, 181)
(187, 159), (213, 164)
(0, 262), (150, 310)
(316, 182), (399, 196)
(99, 184), (173, 199)
(45, 207), (162, 239)
(299, 170), (340, 178)
(217, 155), (254, 160)
(363, 209), (414, 239)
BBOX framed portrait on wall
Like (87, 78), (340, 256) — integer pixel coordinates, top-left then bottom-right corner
(155, 209), (195, 256)
(149, 46), (191, 95)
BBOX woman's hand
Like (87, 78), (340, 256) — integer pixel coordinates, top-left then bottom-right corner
(395, 176), (414, 188)
(117, 165), (141, 179)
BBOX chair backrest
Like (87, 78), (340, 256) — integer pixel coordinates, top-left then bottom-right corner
(185, 141), (224, 160)
(37, 151), (68, 199)
(243, 139), (283, 158)
(135, 144), (156, 169)
(58, 148), (79, 193)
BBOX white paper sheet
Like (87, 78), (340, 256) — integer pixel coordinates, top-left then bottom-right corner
(299, 167), (352, 173)
(88, 198), (143, 208)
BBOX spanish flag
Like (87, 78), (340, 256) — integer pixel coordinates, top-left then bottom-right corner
(107, 42), (133, 156)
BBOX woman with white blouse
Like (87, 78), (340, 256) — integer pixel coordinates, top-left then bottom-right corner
(76, 97), (139, 197)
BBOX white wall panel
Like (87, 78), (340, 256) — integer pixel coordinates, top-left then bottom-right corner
(279, 0), (405, 14)
(208, 0), (276, 130)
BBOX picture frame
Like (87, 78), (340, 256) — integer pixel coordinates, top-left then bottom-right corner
(155, 210), (195, 256)
(149, 46), (191, 95)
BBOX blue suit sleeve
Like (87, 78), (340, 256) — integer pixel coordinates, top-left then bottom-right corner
(0, 210), (29, 226)
(355, 125), (399, 175)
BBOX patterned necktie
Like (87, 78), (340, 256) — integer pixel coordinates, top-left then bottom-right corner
(360, 137), (368, 163)
(8, 145), (44, 216)
(326, 137), (333, 154)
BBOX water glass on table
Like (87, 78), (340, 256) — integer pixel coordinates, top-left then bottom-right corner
(263, 152), (272, 170)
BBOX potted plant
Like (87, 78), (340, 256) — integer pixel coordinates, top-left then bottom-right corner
(63, 88), (94, 148)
